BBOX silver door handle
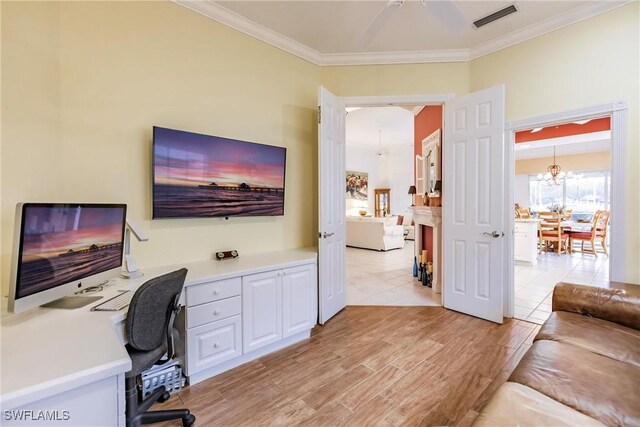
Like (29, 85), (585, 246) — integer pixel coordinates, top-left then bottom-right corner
(323, 232), (334, 238)
(483, 231), (501, 238)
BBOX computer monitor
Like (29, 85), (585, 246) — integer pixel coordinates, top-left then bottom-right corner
(8, 203), (127, 313)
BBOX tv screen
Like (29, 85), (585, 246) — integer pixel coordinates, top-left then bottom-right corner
(13, 203), (127, 300)
(153, 127), (286, 219)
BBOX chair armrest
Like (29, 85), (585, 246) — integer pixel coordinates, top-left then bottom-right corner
(552, 283), (640, 329)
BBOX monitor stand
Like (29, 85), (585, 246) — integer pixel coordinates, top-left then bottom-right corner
(41, 295), (103, 310)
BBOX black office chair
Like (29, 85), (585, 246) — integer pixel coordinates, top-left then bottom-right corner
(124, 268), (195, 427)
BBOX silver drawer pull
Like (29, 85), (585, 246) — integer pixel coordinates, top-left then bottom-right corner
(213, 309), (220, 315)
(212, 289), (220, 295)
(213, 342), (219, 348)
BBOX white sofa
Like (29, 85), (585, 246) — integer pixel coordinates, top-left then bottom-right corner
(346, 216), (405, 251)
(401, 213), (415, 240)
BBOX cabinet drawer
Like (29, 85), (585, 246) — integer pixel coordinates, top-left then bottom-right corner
(186, 315), (242, 376)
(187, 296), (241, 329)
(186, 277), (241, 306)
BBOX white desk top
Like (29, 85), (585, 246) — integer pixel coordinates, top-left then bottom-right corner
(0, 248), (317, 410)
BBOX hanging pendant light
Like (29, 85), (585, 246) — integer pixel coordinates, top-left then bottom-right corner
(537, 146), (575, 185)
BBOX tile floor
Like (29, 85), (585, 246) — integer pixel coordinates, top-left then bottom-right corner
(346, 241), (442, 306)
(514, 252), (609, 324)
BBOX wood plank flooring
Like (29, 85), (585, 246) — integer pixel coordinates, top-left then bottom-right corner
(154, 306), (540, 426)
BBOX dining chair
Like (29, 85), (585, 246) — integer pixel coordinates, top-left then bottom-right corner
(568, 211), (610, 256)
(515, 208), (531, 219)
(538, 211), (569, 255)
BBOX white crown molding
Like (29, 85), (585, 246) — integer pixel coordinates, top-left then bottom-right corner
(320, 49), (470, 66)
(469, 0), (631, 60)
(172, 0), (324, 65)
(173, 0), (631, 66)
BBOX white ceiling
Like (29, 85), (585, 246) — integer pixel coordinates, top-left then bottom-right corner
(346, 107), (413, 151)
(515, 131), (611, 160)
(175, 0), (628, 65)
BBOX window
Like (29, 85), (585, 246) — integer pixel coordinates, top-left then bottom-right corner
(529, 169), (610, 220)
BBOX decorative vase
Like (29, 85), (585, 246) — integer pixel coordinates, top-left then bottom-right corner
(358, 209), (367, 216)
(412, 257), (418, 278)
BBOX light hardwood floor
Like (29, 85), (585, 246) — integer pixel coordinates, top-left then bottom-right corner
(154, 307), (539, 426)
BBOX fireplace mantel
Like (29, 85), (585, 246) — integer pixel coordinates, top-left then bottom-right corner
(411, 206), (442, 227)
(409, 206), (442, 294)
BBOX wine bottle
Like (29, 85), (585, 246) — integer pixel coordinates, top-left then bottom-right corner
(412, 256), (418, 278)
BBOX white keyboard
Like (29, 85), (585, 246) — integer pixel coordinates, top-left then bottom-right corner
(91, 290), (134, 312)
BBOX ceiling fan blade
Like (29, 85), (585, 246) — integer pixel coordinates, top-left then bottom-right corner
(359, 1), (404, 48)
(421, 0), (468, 33)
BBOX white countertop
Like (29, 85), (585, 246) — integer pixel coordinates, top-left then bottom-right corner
(0, 248), (317, 410)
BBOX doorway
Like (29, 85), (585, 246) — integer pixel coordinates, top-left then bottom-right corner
(344, 105), (440, 306)
(505, 101), (629, 322)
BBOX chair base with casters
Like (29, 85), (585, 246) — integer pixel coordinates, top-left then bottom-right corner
(125, 375), (194, 427)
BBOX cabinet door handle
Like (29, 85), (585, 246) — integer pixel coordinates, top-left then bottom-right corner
(213, 342), (219, 348)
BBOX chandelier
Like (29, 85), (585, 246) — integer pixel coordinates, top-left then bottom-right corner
(537, 146), (576, 185)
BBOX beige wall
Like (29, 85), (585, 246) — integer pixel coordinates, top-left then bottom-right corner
(1, 1), (320, 291)
(320, 62), (470, 97)
(2, 1), (639, 291)
(471, 3), (639, 283)
(516, 151), (611, 175)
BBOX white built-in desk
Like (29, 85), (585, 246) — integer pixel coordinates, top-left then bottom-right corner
(0, 249), (317, 426)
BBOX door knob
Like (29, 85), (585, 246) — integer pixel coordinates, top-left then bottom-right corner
(483, 231), (501, 238)
(322, 232), (334, 238)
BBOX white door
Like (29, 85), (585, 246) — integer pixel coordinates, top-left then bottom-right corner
(282, 264), (315, 338)
(242, 270), (282, 352)
(443, 85), (506, 324)
(318, 86), (347, 324)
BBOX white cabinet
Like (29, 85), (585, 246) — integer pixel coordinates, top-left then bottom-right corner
(242, 271), (283, 353)
(515, 221), (538, 265)
(242, 264), (316, 353)
(4, 375), (122, 427)
(282, 264), (316, 338)
(181, 255), (317, 384)
(186, 315), (242, 375)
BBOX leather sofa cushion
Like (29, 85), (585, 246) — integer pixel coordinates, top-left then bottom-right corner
(552, 283), (640, 329)
(472, 382), (604, 427)
(536, 311), (640, 368)
(510, 340), (640, 426)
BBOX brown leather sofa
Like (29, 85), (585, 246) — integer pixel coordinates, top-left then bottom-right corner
(474, 282), (640, 426)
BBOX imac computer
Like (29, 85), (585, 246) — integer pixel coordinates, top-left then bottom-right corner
(8, 203), (127, 313)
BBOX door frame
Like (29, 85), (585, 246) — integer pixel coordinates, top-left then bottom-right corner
(504, 100), (628, 317)
(341, 93), (454, 307)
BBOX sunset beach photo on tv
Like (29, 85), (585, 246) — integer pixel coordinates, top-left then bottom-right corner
(153, 127), (286, 219)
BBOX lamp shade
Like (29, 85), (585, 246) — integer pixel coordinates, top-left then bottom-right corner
(433, 181), (442, 192)
(408, 185), (417, 195)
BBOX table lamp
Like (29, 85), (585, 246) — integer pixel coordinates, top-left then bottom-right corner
(408, 185), (417, 206)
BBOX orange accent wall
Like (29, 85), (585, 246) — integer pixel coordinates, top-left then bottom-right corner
(414, 106), (441, 263)
(414, 106), (443, 207)
(515, 117), (610, 143)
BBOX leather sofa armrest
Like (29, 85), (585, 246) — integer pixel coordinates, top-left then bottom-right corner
(552, 283), (640, 330)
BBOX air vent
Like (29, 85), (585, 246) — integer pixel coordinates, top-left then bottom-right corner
(473, 5), (518, 28)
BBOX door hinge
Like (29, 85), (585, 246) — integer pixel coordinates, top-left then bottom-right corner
(317, 106), (321, 124)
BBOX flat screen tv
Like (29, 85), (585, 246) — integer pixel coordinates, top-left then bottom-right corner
(153, 127), (286, 219)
